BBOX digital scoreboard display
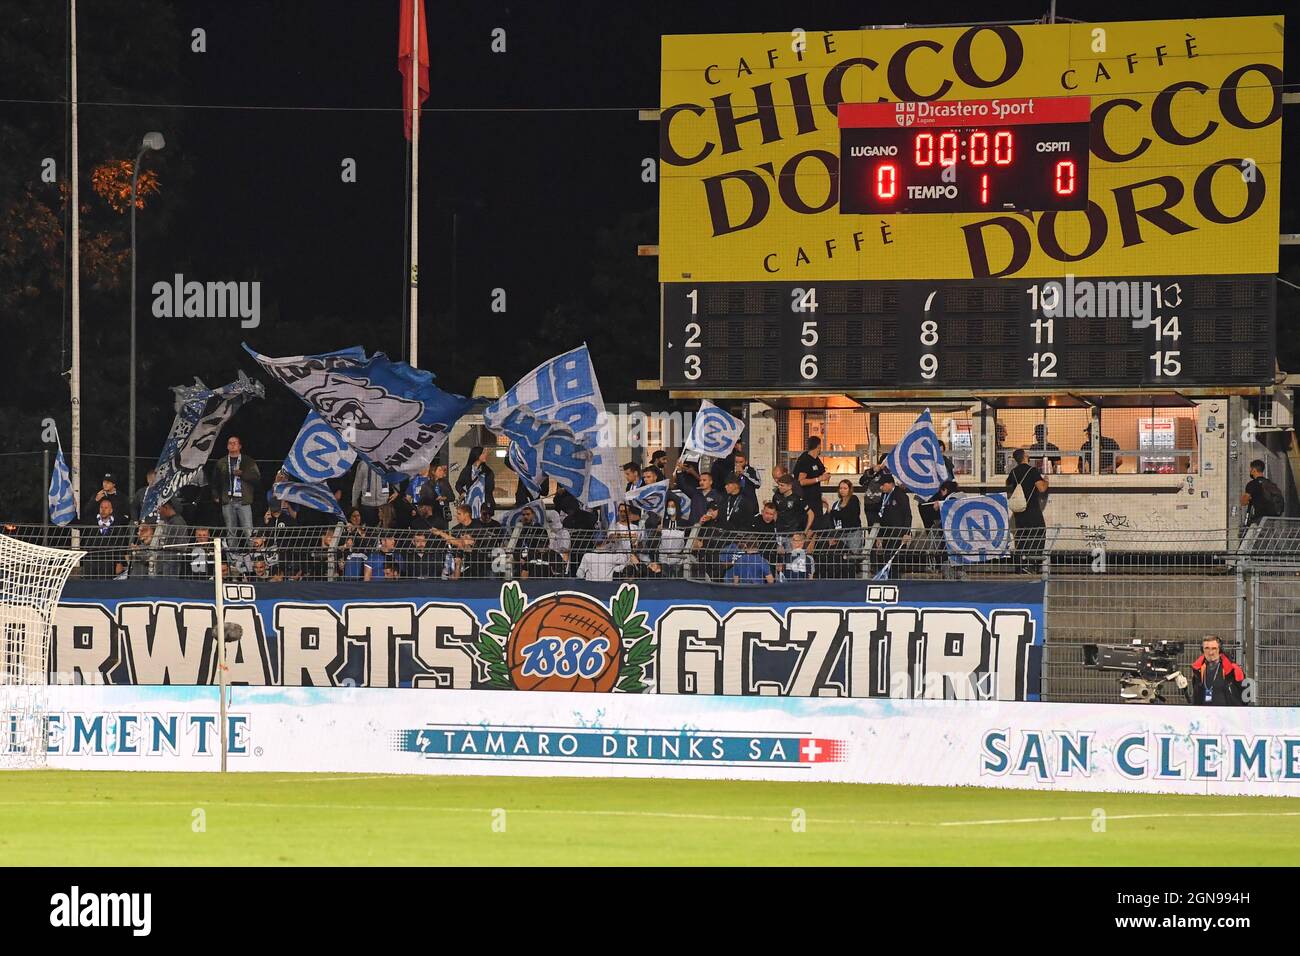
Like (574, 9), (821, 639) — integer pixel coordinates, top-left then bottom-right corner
(839, 97), (1091, 214)
(661, 276), (1275, 391)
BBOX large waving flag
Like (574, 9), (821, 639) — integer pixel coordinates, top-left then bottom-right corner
(244, 344), (478, 481)
(626, 479), (670, 517)
(886, 408), (949, 497)
(47, 442), (77, 526)
(485, 345), (621, 521)
(272, 480), (345, 522)
(684, 400), (744, 459)
(283, 411), (356, 483)
(398, 0), (429, 141)
(941, 493), (1012, 564)
(142, 372), (265, 520)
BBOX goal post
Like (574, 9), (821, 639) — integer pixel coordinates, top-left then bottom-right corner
(0, 533), (83, 768)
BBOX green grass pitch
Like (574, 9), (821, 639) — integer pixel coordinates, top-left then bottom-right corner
(1, 772), (1297, 866)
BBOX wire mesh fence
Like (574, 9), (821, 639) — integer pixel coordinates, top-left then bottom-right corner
(1, 521), (1255, 583)
(6, 518), (1298, 706)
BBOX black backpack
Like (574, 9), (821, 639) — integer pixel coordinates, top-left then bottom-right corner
(1255, 477), (1286, 518)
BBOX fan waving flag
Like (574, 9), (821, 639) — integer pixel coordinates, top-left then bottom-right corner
(272, 480), (345, 522)
(398, 0), (429, 140)
(47, 443), (77, 526)
(684, 400), (744, 459)
(142, 372), (265, 520)
(941, 493), (1012, 564)
(284, 412), (356, 484)
(886, 408), (949, 497)
(244, 344), (479, 482)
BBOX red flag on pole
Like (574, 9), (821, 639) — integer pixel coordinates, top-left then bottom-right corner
(398, 0), (429, 140)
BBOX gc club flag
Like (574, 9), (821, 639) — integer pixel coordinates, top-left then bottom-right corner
(47, 444), (77, 526)
(465, 472), (488, 519)
(886, 408), (949, 497)
(507, 440), (542, 498)
(271, 480), (345, 522)
(499, 499), (545, 529)
(484, 345), (620, 520)
(684, 400), (744, 458)
(244, 344), (478, 481)
(671, 489), (693, 521)
(142, 372), (265, 520)
(626, 479), (670, 516)
(283, 412), (356, 483)
(940, 493), (1012, 564)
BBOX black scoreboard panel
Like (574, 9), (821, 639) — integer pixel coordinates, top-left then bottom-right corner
(661, 275), (1275, 391)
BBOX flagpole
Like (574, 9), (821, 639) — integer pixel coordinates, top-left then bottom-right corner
(407, 0), (420, 369)
(69, 0), (82, 528)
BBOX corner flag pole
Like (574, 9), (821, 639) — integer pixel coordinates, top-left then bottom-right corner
(407, 0), (420, 369)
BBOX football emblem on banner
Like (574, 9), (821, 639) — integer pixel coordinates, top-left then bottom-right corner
(472, 583), (656, 693)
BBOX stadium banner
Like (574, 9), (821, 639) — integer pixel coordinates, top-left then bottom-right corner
(32, 684), (1300, 796)
(659, 16), (1283, 281)
(52, 578), (1045, 701)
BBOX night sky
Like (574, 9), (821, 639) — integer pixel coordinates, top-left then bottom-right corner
(0, 0), (1295, 519)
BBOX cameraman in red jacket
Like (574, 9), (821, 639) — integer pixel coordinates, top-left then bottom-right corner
(1187, 635), (1245, 706)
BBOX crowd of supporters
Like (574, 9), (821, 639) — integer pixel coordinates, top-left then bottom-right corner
(11, 427), (1132, 582)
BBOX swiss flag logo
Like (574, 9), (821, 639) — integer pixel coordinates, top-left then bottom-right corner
(799, 738), (847, 763)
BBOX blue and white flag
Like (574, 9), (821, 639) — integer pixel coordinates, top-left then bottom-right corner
(272, 480), (345, 522)
(283, 411), (356, 483)
(508, 440), (542, 498)
(245, 344), (478, 481)
(484, 345), (621, 521)
(142, 372), (265, 520)
(47, 443), (77, 526)
(499, 499), (546, 530)
(684, 400), (744, 459)
(886, 408), (949, 497)
(626, 479), (670, 517)
(671, 489), (693, 521)
(940, 493), (1011, 564)
(465, 473), (488, 519)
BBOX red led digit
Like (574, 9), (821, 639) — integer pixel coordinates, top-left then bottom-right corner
(1055, 160), (1075, 195)
(914, 133), (933, 166)
(875, 162), (897, 199)
(994, 130), (1013, 165)
(980, 173), (989, 204)
(939, 132), (958, 166)
(969, 130), (989, 165)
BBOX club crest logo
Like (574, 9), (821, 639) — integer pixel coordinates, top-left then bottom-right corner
(472, 583), (655, 692)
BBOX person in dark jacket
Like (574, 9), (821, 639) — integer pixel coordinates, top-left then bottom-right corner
(1186, 635), (1245, 706)
(718, 475), (757, 531)
(1006, 448), (1048, 572)
(792, 436), (827, 517)
(456, 446), (496, 517)
(83, 472), (126, 524)
(421, 462), (456, 529)
(84, 497), (127, 578)
(859, 456), (893, 526)
(818, 479), (863, 578)
(872, 474), (913, 578)
(772, 474), (812, 537)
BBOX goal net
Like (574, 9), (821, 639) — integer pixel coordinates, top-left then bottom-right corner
(0, 534), (83, 768)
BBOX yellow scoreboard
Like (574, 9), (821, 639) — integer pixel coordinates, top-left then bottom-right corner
(659, 16), (1283, 283)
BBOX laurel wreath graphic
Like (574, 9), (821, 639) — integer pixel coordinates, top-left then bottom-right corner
(474, 582), (655, 693)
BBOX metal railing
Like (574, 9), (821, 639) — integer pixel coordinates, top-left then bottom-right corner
(4, 520), (1260, 583)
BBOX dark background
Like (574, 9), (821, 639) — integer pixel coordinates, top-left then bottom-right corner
(0, 0), (1296, 520)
